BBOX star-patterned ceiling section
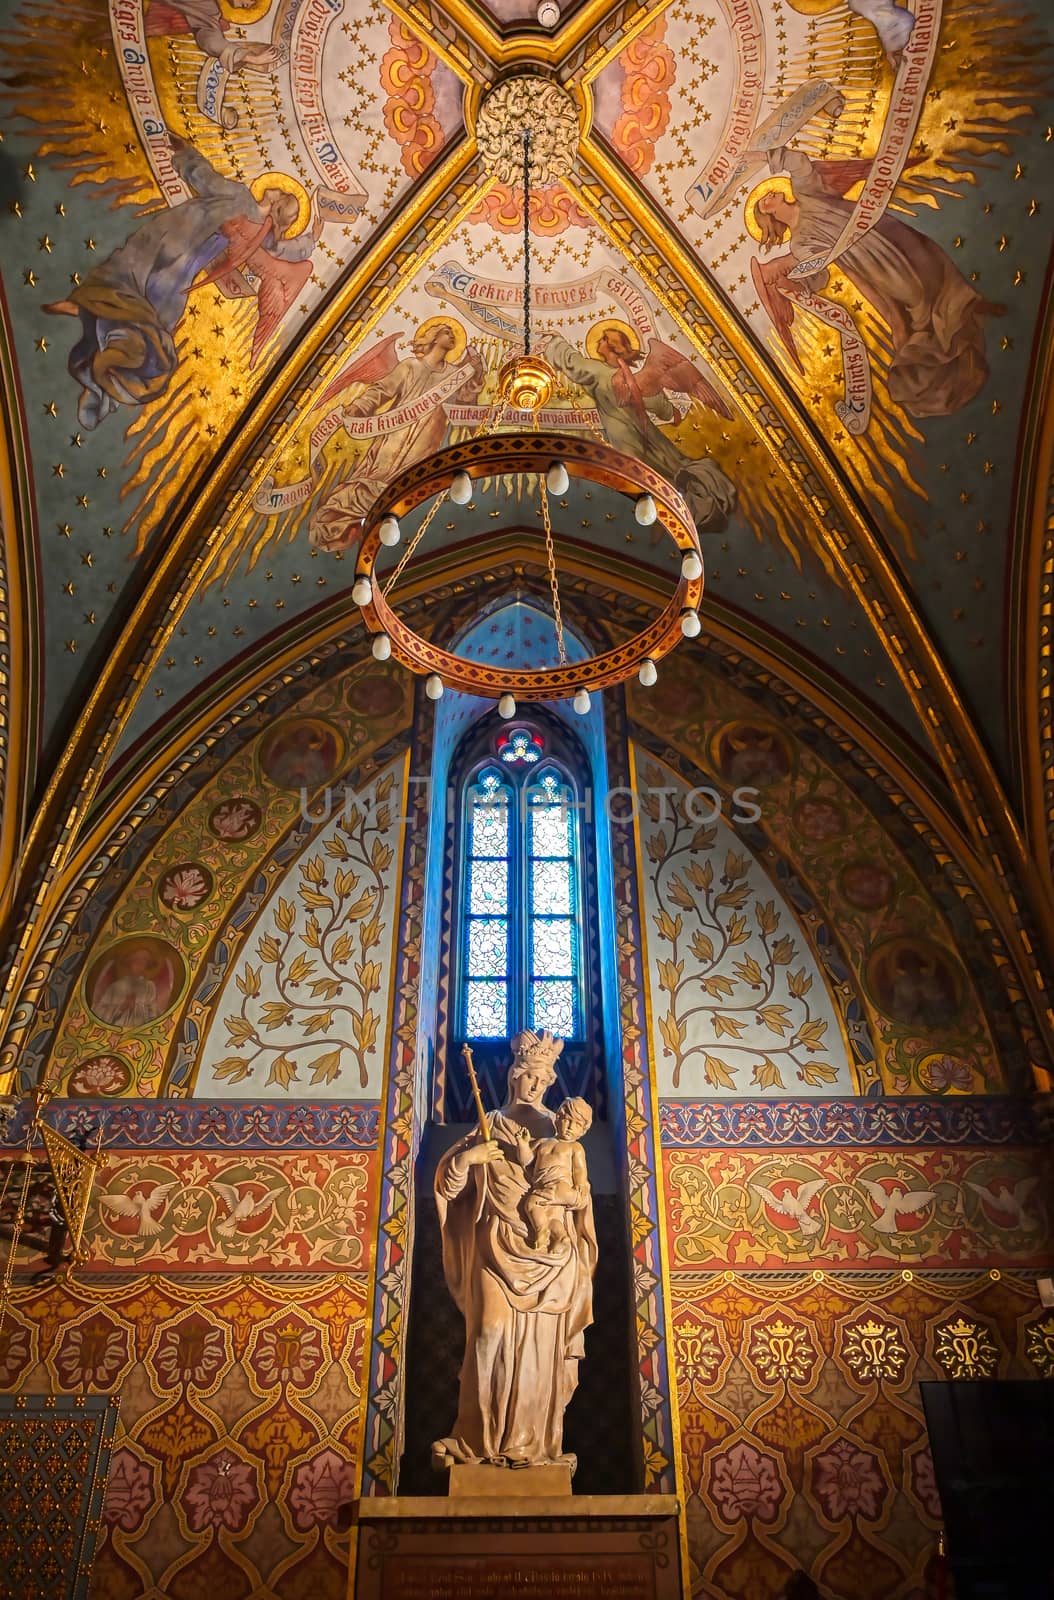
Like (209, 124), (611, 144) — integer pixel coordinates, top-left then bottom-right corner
(589, 0), (1054, 776)
(103, 212), (936, 775)
(0, 0), (463, 766)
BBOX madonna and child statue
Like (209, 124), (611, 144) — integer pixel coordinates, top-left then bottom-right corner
(432, 1029), (597, 1475)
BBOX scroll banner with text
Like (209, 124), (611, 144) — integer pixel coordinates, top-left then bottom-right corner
(685, 0), (766, 218)
(110, 0), (189, 204)
(688, 77), (844, 220)
(252, 387), (604, 515)
(791, 288), (873, 433)
(276, 0), (368, 214)
(788, 0), (942, 278)
(425, 260), (655, 344)
(112, 0), (367, 222)
(446, 407), (601, 428)
(196, 59), (237, 129)
(252, 356), (479, 514)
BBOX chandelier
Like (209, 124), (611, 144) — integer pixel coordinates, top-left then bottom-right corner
(351, 127), (705, 715)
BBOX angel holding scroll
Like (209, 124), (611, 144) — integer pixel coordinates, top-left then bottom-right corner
(307, 319), (484, 552)
(145, 0), (281, 75)
(749, 144), (1003, 418)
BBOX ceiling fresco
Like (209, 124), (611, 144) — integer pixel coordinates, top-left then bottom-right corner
(108, 220), (928, 764)
(589, 0), (1054, 769)
(0, 0), (1052, 1066)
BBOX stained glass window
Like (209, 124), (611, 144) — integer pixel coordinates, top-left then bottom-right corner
(462, 769), (511, 1038)
(527, 771), (580, 1038)
(497, 727), (544, 765)
(459, 756), (583, 1041)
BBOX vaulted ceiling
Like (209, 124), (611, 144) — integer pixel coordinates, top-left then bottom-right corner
(0, 0), (1052, 1063)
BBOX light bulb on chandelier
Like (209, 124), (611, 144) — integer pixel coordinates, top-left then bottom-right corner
(498, 693), (517, 720)
(353, 433), (705, 704)
(450, 471), (473, 506)
(371, 633), (392, 661)
(573, 688), (591, 715)
(426, 674), (444, 701)
(546, 461), (569, 495)
(379, 515), (401, 547)
(635, 493), (657, 526)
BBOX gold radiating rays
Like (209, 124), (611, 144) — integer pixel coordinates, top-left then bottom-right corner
(740, 0), (1050, 563)
(3, 0), (1047, 606)
(0, 0), (394, 564)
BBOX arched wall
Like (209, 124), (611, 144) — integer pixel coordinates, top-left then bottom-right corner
(0, 569), (1049, 1599)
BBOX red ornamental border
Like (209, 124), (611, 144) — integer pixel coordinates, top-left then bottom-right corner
(355, 432), (704, 700)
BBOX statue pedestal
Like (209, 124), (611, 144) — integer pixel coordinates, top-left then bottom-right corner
(446, 1462), (572, 1497)
(350, 1494), (684, 1600)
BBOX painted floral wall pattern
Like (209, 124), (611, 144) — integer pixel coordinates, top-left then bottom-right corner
(39, 662), (412, 1098)
(664, 1146), (1048, 1269)
(671, 1271), (1052, 1600)
(196, 757), (406, 1099)
(628, 660), (1003, 1093)
(633, 746), (854, 1098)
(91, 1149), (374, 1270)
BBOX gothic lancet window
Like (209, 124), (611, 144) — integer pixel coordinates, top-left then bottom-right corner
(459, 728), (585, 1042)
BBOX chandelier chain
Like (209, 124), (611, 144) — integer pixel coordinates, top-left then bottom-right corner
(539, 474), (568, 667)
(382, 487), (448, 599)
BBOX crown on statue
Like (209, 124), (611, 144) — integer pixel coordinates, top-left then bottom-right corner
(510, 1029), (565, 1074)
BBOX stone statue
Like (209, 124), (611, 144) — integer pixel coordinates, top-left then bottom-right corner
(432, 1031), (597, 1472)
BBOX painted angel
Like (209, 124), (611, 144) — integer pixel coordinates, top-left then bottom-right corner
(308, 321), (484, 552)
(539, 325), (737, 531)
(45, 136), (319, 427)
(750, 147), (1002, 417)
(197, 205), (320, 371)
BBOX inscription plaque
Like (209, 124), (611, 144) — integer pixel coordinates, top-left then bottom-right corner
(381, 1555), (654, 1600)
(352, 1495), (683, 1600)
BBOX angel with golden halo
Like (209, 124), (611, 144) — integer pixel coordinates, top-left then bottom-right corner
(748, 145), (1003, 418)
(307, 318), (484, 553)
(45, 134), (321, 428)
(536, 321), (737, 532)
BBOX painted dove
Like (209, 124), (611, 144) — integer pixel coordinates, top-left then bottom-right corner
(965, 1176), (1041, 1231)
(750, 1178), (827, 1236)
(859, 1178), (936, 1233)
(212, 1182), (284, 1238)
(100, 1181), (178, 1238)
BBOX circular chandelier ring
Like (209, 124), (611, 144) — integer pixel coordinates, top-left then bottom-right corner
(355, 432), (704, 701)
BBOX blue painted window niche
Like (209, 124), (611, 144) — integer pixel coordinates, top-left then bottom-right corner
(417, 599), (618, 1122)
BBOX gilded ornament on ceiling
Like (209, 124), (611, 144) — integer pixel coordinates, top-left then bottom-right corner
(476, 75), (579, 185)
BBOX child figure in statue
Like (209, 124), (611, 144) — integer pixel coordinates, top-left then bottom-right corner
(517, 1097), (593, 1253)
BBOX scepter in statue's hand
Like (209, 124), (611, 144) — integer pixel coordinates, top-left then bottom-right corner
(461, 1043), (490, 1142)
